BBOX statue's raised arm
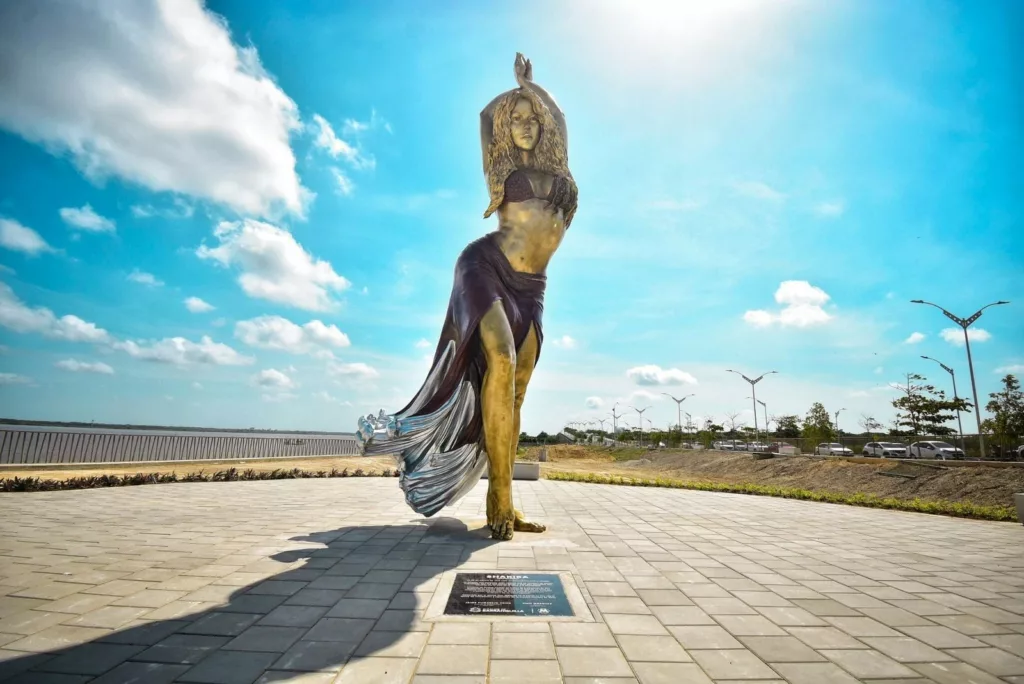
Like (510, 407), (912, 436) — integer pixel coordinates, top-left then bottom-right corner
(480, 53), (568, 174)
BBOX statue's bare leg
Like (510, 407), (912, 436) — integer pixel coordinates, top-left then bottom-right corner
(511, 325), (546, 533)
(479, 301), (516, 540)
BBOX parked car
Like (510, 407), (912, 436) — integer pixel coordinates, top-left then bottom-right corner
(862, 442), (908, 458)
(814, 443), (854, 456)
(907, 441), (965, 460)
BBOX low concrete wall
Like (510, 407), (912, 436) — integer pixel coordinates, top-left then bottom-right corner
(481, 462), (541, 481)
(1016, 493), (1024, 526)
(0, 425), (360, 465)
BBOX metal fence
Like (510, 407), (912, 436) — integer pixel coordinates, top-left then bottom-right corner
(0, 425), (361, 466)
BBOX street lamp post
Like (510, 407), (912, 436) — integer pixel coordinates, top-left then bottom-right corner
(834, 408), (846, 448)
(726, 369), (778, 445)
(911, 299), (1009, 458)
(611, 405), (626, 436)
(662, 393), (695, 447)
(757, 399), (768, 443)
(684, 412), (693, 443)
(921, 355), (966, 454)
(631, 406), (650, 448)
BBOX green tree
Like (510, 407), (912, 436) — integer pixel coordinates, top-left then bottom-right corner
(890, 373), (971, 437)
(802, 402), (833, 448)
(775, 415), (801, 438)
(698, 418), (723, 449)
(981, 374), (1024, 453)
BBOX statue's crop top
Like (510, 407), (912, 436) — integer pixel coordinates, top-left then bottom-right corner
(502, 169), (577, 225)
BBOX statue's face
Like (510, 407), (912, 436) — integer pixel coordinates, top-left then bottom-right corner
(510, 97), (540, 151)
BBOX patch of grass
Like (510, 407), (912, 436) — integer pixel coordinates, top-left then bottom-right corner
(544, 470), (1018, 522)
(0, 467), (400, 493)
(607, 447), (650, 462)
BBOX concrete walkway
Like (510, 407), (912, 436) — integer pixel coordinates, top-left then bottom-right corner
(1, 478), (1022, 683)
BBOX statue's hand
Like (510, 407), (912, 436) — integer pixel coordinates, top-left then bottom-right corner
(514, 52), (533, 86)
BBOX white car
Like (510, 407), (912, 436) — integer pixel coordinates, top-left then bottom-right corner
(908, 441), (965, 460)
(814, 443), (854, 456)
(862, 442), (908, 458)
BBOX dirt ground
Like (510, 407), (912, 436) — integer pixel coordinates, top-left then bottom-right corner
(524, 445), (1024, 508)
(0, 455), (398, 481)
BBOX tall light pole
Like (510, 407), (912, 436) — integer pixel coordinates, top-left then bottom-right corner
(631, 406), (650, 447)
(834, 408), (846, 447)
(911, 299), (1009, 458)
(757, 399), (768, 443)
(921, 355), (966, 454)
(662, 393), (694, 445)
(726, 369), (777, 444)
(611, 404), (626, 436)
(684, 412), (693, 441)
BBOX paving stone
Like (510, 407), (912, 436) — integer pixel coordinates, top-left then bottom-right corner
(863, 635), (958, 662)
(98, 619), (190, 646)
(222, 625), (306, 653)
(416, 644), (488, 675)
(412, 677), (484, 684)
(256, 605), (329, 628)
(616, 634), (691, 662)
(490, 658), (562, 683)
(177, 649), (278, 683)
(690, 648), (779, 679)
(33, 642), (144, 676)
(324, 599), (389, 619)
(355, 630), (427, 658)
(630, 662), (712, 684)
(946, 647), (1024, 676)
(604, 613), (669, 636)
(909, 661), (1007, 684)
(771, 662), (863, 683)
(556, 646), (633, 677)
(491, 631), (556, 659)
(668, 624), (743, 649)
(648, 605), (715, 625)
(820, 648), (919, 678)
(90, 661), (190, 684)
(135, 633), (231, 664)
(3, 625), (109, 652)
(739, 635), (825, 662)
(585, 582), (637, 597)
(270, 639), (353, 671)
(716, 614), (789, 636)
(304, 617), (375, 643)
(594, 597), (651, 615)
(1, 673), (92, 684)
(333, 656), (419, 683)
(551, 622), (616, 647)
(427, 622), (490, 645)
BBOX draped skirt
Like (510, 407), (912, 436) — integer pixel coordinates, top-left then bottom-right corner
(357, 232), (546, 516)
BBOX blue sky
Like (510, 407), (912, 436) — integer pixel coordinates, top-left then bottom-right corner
(0, 0), (1021, 434)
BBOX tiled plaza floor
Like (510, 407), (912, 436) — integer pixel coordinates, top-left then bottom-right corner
(1, 478), (1023, 683)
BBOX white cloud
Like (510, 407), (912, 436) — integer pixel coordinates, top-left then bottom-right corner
(131, 199), (194, 220)
(184, 296), (215, 313)
(235, 315), (350, 355)
(0, 218), (54, 256)
(113, 335), (253, 366)
(313, 390), (338, 402)
(743, 280), (833, 328)
(59, 204), (114, 233)
(251, 368), (296, 389)
(995, 364), (1024, 374)
(127, 270), (163, 287)
(849, 390), (871, 398)
(328, 361), (379, 381)
(733, 180), (785, 202)
(415, 338), (431, 349)
(814, 201), (845, 218)
(55, 358), (114, 374)
(0, 282), (111, 342)
(192, 381), (203, 390)
(941, 327), (991, 346)
(551, 335), (577, 350)
(0, 0), (306, 217)
(330, 168), (355, 196)
(626, 365), (698, 386)
(0, 372), (32, 385)
(197, 219), (350, 311)
(904, 332), (925, 344)
(585, 396), (604, 408)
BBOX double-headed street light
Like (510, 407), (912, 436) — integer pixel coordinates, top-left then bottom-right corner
(726, 370), (777, 444)
(911, 299), (1009, 458)
(631, 406), (650, 447)
(920, 355), (966, 453)
(834, 407), (846, 447)
(662, 393), (695, 443)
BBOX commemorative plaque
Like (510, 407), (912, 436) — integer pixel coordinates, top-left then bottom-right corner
(444, 573), (574, 617)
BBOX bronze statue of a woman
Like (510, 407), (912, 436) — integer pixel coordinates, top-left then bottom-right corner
(358, 53), (577, 541)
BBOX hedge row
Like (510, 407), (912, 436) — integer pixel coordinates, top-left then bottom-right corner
(0, 467), (400, 492)
(544, 470), (1018, 522)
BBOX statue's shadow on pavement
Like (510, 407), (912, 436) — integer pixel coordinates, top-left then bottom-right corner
(0, 518), (497, 683)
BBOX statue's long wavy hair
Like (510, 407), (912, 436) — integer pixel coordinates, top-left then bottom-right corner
(483, 88), (575, 220)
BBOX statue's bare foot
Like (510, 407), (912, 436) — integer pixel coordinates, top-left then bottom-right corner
(514, 509), (547, 533)
(489, 507), (515, 541)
